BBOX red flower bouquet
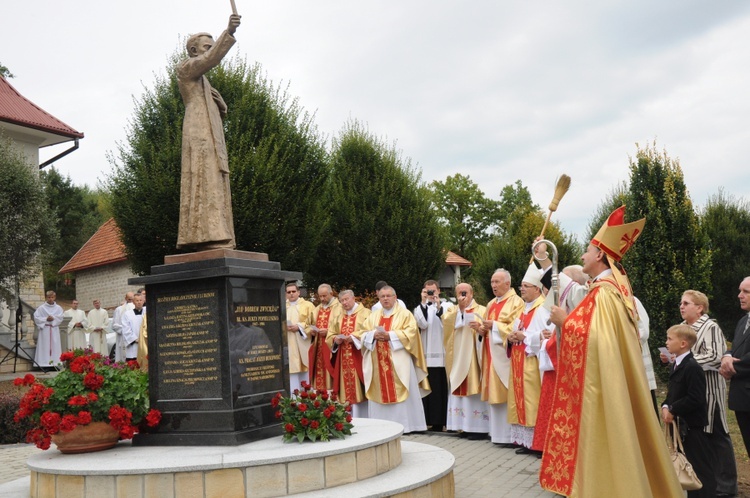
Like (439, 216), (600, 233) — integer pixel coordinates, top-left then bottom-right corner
(14, 349), (161, 450)
(275, 381), (353, 443)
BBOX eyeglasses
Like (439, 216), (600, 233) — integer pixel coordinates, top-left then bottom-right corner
(679, 301), (694, 306)
(286, 290), (298, 294)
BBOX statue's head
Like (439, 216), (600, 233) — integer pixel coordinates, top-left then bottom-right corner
(186, 32), (214, 57)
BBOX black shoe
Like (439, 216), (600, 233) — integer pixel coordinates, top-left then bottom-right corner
(467, 432), (487, 441)
(515, 446), (533, 455)
(458, 431), (468, 438)
(533, 450), (543, 459)
(495, 443), (517, 448)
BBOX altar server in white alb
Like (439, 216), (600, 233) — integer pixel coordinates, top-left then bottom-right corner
(33, 291), (64, 369)
(86, 299), (110, 355)
(359, 285), (430, 433)
(442, 283), (489, 439)
(414, 280), (452, 431)
(64, 300), (88, 351)
(121, 293), (145, 362)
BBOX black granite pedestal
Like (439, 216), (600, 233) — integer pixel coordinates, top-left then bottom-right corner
(130, 250), (300, 446)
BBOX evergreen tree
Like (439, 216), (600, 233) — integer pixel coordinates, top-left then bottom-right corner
(307, 122), (445, 308)
(107, 54), (329, 275)
(625, 142), (711, 378)
(40, 168), (104, 297)
(702, 189), (750, 338)
(0, 136), (57, 296)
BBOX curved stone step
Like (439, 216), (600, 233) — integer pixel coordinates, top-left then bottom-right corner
(290, 441), (454, 498)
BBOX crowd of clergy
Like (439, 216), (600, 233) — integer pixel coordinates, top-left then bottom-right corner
(287, 205), (742, 498)
(32, 289), (148, 371)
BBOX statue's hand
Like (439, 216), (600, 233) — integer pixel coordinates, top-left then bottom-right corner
(228, 14), (241, 35)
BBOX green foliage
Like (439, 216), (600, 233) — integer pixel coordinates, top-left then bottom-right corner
(40, 168), (105, 297)
(0, 135), (58, 288)
(470, 210), (581, 302)
(107, 53), (329, 275)
(701, 189), (750, 339)
(496, 180), (540, 236)
(428, 173), (500, 259)
(468, 180), (581, 303)
(0, 63), (13, 79)
(306, 122), (445, 308)
(624, 142), (712, 379)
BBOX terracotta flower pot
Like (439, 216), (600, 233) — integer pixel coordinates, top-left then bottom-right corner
(51, 422), (120, 454)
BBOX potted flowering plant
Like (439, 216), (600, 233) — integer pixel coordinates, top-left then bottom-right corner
(13, 349), (161, 452)
(274, 381), (354, 443)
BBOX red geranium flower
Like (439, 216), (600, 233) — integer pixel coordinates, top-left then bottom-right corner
(87, 392), (99, 402)
(335, 422), (344, 431)
(145, 409), (162, 427)
(285, 423), (295, 433)
(310, 421), (319, 429)
(60, 351), (75, 362)
(345, 414), (352, 423)
(271, 397), (279, 408)
(275, 410), (282, 419)
(300, 418), (309, 427)
(298, 403), (308, 412)
(68, 395), (89, 406)
(76, 411), (92, 425)
(40, 411), (61, 435)
(83, 372), (104, 391)
(313, 400), (321, 408)
(59, 414), (78, 433)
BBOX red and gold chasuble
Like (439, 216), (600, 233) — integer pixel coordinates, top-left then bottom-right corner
(510, 307), (536, 425)
(309, 307), (334, 390)
(373, 316), (403, 404)
(332, 313), (365, 404)
(539, 279), (682, 497)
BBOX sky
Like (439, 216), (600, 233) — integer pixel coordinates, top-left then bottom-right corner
(3, 1), (750, 242)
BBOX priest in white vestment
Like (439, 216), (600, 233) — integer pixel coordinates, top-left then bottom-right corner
(443, 283), (489, 439)
(86, 299), (110, 355)
(33, 291), (64, 369)
(358, 286), (429, 433)
(64, 300), (88, 351)
(112, 292), (134, 362)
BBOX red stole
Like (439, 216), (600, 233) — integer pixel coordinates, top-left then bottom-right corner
(332, 313), (365, 404)
(375, 316), (399, 403)
(510, 306), (536, 425)
(539, 287), (598, 495)
(309, 306), (334, 389)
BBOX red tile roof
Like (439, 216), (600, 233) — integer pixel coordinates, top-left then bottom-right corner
(58, 218), (128, 274)
(0, 76), (83, 141)
(446, 251), (472, 267)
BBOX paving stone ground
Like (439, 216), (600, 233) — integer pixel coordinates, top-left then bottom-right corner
(0, 433), (557, 497)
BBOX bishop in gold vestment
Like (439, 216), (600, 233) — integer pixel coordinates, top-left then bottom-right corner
(540, 206), (681, 497)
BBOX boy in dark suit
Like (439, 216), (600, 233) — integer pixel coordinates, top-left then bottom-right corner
(662, 324), (716, 497)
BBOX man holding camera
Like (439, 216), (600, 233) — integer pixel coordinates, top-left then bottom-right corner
(414, 280), (452, 431)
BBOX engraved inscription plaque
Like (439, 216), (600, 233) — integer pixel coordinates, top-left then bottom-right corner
(156, 290), (222, 398)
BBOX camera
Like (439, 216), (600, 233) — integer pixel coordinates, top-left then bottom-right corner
(427, 290), (435, 296)
(461, 291), (467, 297)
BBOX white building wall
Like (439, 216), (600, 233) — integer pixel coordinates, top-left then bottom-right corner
(75, 262), (140, 311)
